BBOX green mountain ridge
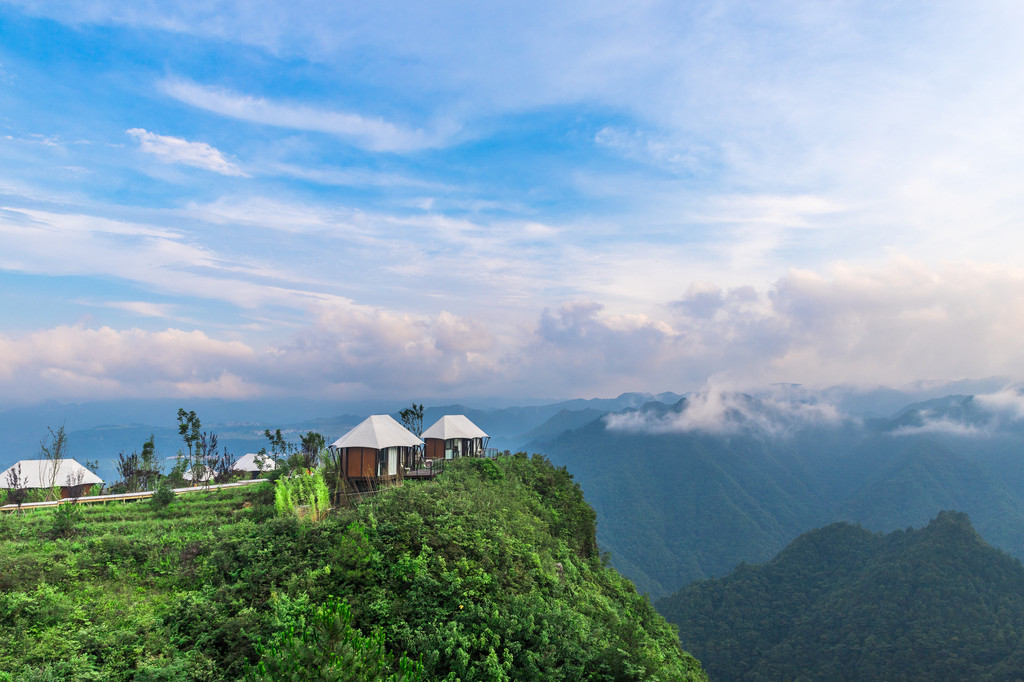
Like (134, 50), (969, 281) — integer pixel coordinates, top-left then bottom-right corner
(656, 511), (1024, 681)
(0, 455), (705, 681)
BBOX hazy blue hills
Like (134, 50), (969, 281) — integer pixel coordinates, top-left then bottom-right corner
(534, 389), (1024, 597)
(0, 392), (681, 483)
(656, 512), (1024, 681)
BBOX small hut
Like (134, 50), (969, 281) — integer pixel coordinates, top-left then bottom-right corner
(0, 459), (103, 499)
(232, 452), (277, 478)
(422, 415), (489, 461)
(330, 415), (423, 491)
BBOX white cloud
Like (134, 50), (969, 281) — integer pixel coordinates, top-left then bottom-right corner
(127, 128), (248, 176)
(604, 385), (842, 436)
(0, 206), (338, 311)
(495, 258), (1024, 399)
(892, 412), (987, 438)
(160, 80), (456, 152)
(975, 388), (1024, 420)
(104, 301), (177, 318)
(0, 325), (259, 402)
(3, 257), (1024, 404)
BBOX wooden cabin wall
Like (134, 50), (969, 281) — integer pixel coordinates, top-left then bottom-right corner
(425, 439), (444, 460)
(60, 484), (94, 499)
(345, 447), (377, 478)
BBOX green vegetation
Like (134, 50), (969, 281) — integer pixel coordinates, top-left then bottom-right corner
(274, 469), (330, 521)
(657, 511), (1024, 681)
(0, 454), (704, 681)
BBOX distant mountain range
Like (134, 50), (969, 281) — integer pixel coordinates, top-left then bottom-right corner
(656, 511), (1024, 681)
(6, 383), (1024, 605)
(0, 391), (683, 482)
(531, 388), (1024, 597)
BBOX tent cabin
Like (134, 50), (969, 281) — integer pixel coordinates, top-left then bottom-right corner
(181, 465), (214, 484)
(0, 459), (103, 499)
(330, 415), (423, 491)
(232, 452), (277, 478)
(422, 415), (489, 461)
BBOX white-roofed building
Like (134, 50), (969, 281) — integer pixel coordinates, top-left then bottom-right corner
(330, 415), (422, 491)
(181, 466), (215, 484)
(0, 459), (103, 499)
(232, 452), (277, 477)
(422, 415), (489, 461)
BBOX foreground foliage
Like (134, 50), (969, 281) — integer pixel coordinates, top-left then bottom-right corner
(0, 454), (704, 681)
(658, 511), (1024, 681)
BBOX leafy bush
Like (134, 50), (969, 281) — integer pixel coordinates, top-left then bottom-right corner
(151, 482), (175, 509)
(250, 595), (423, 681)
(49, 503), (82, 539)
(24, 487), (60, 504)
(275, 470), (330, 522)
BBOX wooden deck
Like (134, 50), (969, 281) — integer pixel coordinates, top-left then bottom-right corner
(404, 459), (446, 479)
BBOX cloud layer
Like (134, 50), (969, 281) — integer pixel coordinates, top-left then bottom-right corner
(2, 3), (1024, 404)
(0, 258), (1022, 404)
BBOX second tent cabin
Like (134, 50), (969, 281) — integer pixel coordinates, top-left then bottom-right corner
(422, 415), (489, 461)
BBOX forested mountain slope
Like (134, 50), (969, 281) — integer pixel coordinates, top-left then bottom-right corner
(537, 392), (1024, 597)
(656, 511), (1024, 681)
(0, 455), (705, 681)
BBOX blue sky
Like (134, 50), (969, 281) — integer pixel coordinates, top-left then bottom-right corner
(2, 0), (1024, 406)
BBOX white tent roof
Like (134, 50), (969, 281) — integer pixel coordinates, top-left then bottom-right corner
(0, 459), (103, 489)
(232, 452), (277, 472)
(422, 415), (489, 440)
(331, 415), (423, 450)
(182, 467), (215, 483)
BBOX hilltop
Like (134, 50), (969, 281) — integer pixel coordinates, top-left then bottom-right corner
(0, 454), (705, 681)
(656, 511), (1024, 681)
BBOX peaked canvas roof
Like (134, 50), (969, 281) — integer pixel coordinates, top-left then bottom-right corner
(331, 415), (423, 450)
(422, 415), (489, 440)
(182, 466), (215, 483)
(0, 459), (103, 489)
(232, 452), (277, 472)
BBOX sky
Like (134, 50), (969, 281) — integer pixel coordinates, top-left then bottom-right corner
(2, 0), (1024, 407)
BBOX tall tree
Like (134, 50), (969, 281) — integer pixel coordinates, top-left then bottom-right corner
(4, 463), (26, 510)
(400, 403), (424, 436)
(177, 409), (201, 456)
(300, 431), (326, 469)
(264, 429), (294, 460)
(39, 424), (69, 501)
(117, 435), (162, 493)
(138, 435), (161, 491)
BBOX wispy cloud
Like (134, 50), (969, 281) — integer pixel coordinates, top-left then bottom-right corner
(891, 415), (987, 438)
(605, 386), (842, 436)
(975, 389), (1024, 419)
(104, 301), (178, 318)
(161, 79), (457, 152)
(127, 128), (248, 176)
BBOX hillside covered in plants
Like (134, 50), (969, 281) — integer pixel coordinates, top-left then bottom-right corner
(657, 511), (1024, 681)
(0, 454), (705, 681)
